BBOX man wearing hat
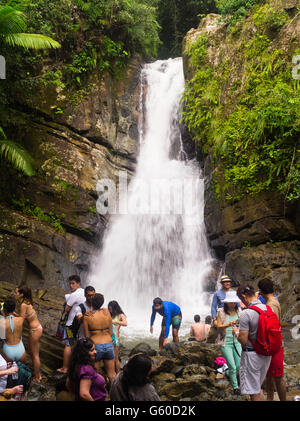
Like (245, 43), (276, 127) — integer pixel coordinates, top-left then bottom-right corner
(211, 275), (238, 327)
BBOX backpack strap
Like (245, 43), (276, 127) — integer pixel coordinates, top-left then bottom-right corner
(248, 305), (265, 315)
(79, 303), (86, 315)
(247, 305), (265, 349)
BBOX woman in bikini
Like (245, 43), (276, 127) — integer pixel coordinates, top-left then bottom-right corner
(2, 297), (26, 364)
(83, 293), (116, 386)
(15, 286), (43, 382)
(108, 301), (127, 374)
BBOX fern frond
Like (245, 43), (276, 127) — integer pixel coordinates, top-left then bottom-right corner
(0, 139), (35, 176)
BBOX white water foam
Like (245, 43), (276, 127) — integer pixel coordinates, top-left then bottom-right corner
(89, 58), (214, 345)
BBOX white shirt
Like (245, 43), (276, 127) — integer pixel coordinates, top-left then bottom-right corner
(0, 354), (8, 393)
(65, 288), (85, 326)
(74, 301), (92, 339)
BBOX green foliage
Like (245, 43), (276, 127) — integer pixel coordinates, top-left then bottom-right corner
(216, 0), (259, 24)
(157, 0), (217, 58)
(182, 35), (221, 148)
(182, 2), (300, 203)
(0, 4), (60, 49)
(253, 3), (289, 32)
(11, 198), (65, 233)
(1, 0), (160, 97)
(0, 127), (35, 176)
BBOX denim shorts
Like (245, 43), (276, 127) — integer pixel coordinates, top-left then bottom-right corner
(95, 342), (115, 361)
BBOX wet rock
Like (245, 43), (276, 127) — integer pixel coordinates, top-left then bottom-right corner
(27, 381), (56, 401)
(159, 342), (179, 358)
(159, 377), (215, 400)
(129, 342), (157, 357)
(151, 372), (177, 393)
(285, 364), (300, 389)
(151, 356), (178, 374)
(182, 364), (208, 378)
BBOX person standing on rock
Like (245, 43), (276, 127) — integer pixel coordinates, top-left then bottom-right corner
(57, 275), (85, 374)
(257, 278), (286, 401)
(211, 275), (238, 327)
(74, 286), (95, 341)
(108, 300), (128, 374)
(83, 293), (116, 386)
(150, 297), (182, 352)
(216, 291), (242, 395)
(15, 286), (43, 383)
(234, 284), (272, 401)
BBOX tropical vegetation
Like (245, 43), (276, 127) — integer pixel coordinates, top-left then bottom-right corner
(182, 0), (300, 204)
(0, 2), (60, 175)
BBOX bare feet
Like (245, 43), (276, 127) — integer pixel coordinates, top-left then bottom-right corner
(33, 376), (46, 383)
(56, 368), (68, 374)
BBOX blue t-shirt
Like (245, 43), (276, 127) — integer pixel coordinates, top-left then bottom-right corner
(258, 293), (278, 304)
(150, 301), (181, 339)
(211, 289), (240, 319)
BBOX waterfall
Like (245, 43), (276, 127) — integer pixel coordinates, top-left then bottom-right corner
(89, 58), (214, 342)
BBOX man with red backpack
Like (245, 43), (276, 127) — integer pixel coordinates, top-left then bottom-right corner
(234, 284), (282, 401)
(258, 278), (286, 401)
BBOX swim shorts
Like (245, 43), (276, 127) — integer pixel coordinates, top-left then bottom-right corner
(162, 313), (182, 331)
(267, 346), (284, 377)
(62, 326), (75, 347)
(95, 342), (115, 361)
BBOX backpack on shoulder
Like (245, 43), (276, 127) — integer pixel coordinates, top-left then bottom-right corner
(248, 304), (282, 356)
(70, 303), (86, 338)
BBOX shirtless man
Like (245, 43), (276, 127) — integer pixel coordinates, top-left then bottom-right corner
(189, 315), (210, 342)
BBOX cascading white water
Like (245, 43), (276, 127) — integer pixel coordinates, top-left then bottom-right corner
(89, 58), (214, 344)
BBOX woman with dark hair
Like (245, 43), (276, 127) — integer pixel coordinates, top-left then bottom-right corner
(110, 353), (160, 401)
(83, 293), (116, 385)
(66, 338), (107, 401)
(2, 298), (26, 364)
(108, 300), (127, 374)
(216, 291), (242, 395)
(15, 286), (43, 382)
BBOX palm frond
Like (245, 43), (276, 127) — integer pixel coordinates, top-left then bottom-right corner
(0, 6), (26, 35)
(0, 138), (35, 176)
(4, 33), (61, 49)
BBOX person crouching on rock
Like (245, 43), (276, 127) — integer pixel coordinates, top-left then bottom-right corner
(150, 297), (182, 353)
(110, 353), (160, 401)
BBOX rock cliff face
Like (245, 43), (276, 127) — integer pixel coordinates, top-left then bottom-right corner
(0, 57), (142, 290)
(183, 8), (300, 320)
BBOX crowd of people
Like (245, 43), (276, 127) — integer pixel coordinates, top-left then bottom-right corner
(0, 272), (287, 401)
(210, 275), (286, 401)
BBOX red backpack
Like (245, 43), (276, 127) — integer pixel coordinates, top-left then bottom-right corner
(248, 305), (282, 356)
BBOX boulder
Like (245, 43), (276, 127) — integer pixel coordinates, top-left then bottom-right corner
(129, 342), (157, 357)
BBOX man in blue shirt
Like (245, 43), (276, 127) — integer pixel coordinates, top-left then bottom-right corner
(211, 275), (237, 326)
(150, 297), (182, 352)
